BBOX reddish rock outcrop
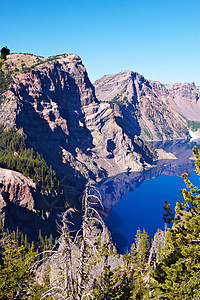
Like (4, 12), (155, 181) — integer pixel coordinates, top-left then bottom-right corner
(0, 55), (154, 190)
(0, 167), (61, 239)
(0, 167), (36, 212)
(0, 168), (38, 236)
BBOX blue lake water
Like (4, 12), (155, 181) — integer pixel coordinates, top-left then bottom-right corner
(106, 172), (199, 253)
(101, 140), (200, 254)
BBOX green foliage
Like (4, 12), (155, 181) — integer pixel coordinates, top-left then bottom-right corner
(142, 126), (153, 140)
(110, 95), (126, 106)
(163, 200), (174, 224)
(92, 229), (151, 300)
(0, 46), (15, 95)
(134, 135), (158, 161)
(0, 47), (10, 61)
(0, 69), (13, 94)
(92, 265), (134, 300)
(109, 89), (129, 110)
(187, 120), (200, 131)
(0, 227), (54, 299)
(126, 229), (150, 299)
(0, 125), (59, 192)
(0, 47), (10, 69)
(0, 237), (37, 299)
(31, 265), (53, 300)
(151, 146), (200, 299)
(134, 229), (150, 272)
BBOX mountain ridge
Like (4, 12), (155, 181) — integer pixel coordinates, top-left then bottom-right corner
(0, 54), (154, 190)
(94, 70), (200, 141)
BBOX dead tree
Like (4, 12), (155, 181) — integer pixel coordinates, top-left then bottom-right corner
(41, 184), (105, 300)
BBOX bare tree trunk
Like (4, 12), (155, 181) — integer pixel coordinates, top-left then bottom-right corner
(77, 185), (89, 300)
(62, 209), (76, 299)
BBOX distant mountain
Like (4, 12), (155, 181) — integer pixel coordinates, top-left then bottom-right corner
(0, 54), (154, 191)
(94, 71), (200, 141)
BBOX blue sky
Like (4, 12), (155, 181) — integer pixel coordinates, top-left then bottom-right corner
(2, 0), (200, 85)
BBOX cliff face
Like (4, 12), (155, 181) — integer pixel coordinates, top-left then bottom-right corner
(0, 167), (36, 212)
(0, 166), (67, 239)
(0, 168), (43, 238)
(166, 82), (200, 121)
(94, 71), (200, 141)
(0, 55), (154, 190)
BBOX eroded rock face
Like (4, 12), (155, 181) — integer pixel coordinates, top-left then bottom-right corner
(0, 55), (153, 189)
(94, 71), (200, 141)
(0, 167), (36, 212)
(166, 83), (200, 121)
(0, 167), (38, 236)
(0, 167), (61, 239)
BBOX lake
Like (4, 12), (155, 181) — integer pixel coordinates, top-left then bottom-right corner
(98, 140), (200, 254)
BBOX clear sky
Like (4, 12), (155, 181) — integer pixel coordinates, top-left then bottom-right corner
(2, 0), (200, 85)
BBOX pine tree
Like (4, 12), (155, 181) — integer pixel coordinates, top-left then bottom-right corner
(0, 229), (54, 299)
(0, 237), (37, 299)
(0, 47), (10, 69)
(129, 229), (150, 299)
(92, 264), (134, 300)
(151, 146), (200, 299)
(134, 228), (150, 273)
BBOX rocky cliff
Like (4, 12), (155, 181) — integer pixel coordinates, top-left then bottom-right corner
(0, 54), (154, 191)
(0, 167), (36, 212)
(94, 71), (200, 141)
(0, 167), (58, 239)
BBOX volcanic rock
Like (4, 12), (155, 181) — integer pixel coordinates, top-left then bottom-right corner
(94, 71), (200, 141)
(0, 55), (154, 190)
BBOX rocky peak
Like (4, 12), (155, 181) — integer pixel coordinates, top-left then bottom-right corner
(94, 70), (158, 104)
(94, 71), (200, 141)
(10, 54), (98, 107)
(0, 54), (153, 190)
(166, 82), (199, 102)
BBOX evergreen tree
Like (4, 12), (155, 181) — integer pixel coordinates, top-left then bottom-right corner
(163, 200), (174, 225)
(92, 264), (134, 300)
(0, 238), (36, 299)
(93, 228), (151, 300)
(0, 228), (54, 299)
(0, 47), (10, 69)
(0, 47), (10, 61)
(0, 125), (59, 192)
(151, 146), (200, 299)
(128, 229), (150, 299)
(134, 228), (150, 273)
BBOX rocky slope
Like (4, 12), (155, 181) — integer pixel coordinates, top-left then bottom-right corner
(0, 167), (58, 239)
(0, 167), (36, 211)
(94, 71), (200, 141)
(0, 54), (154, 191)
